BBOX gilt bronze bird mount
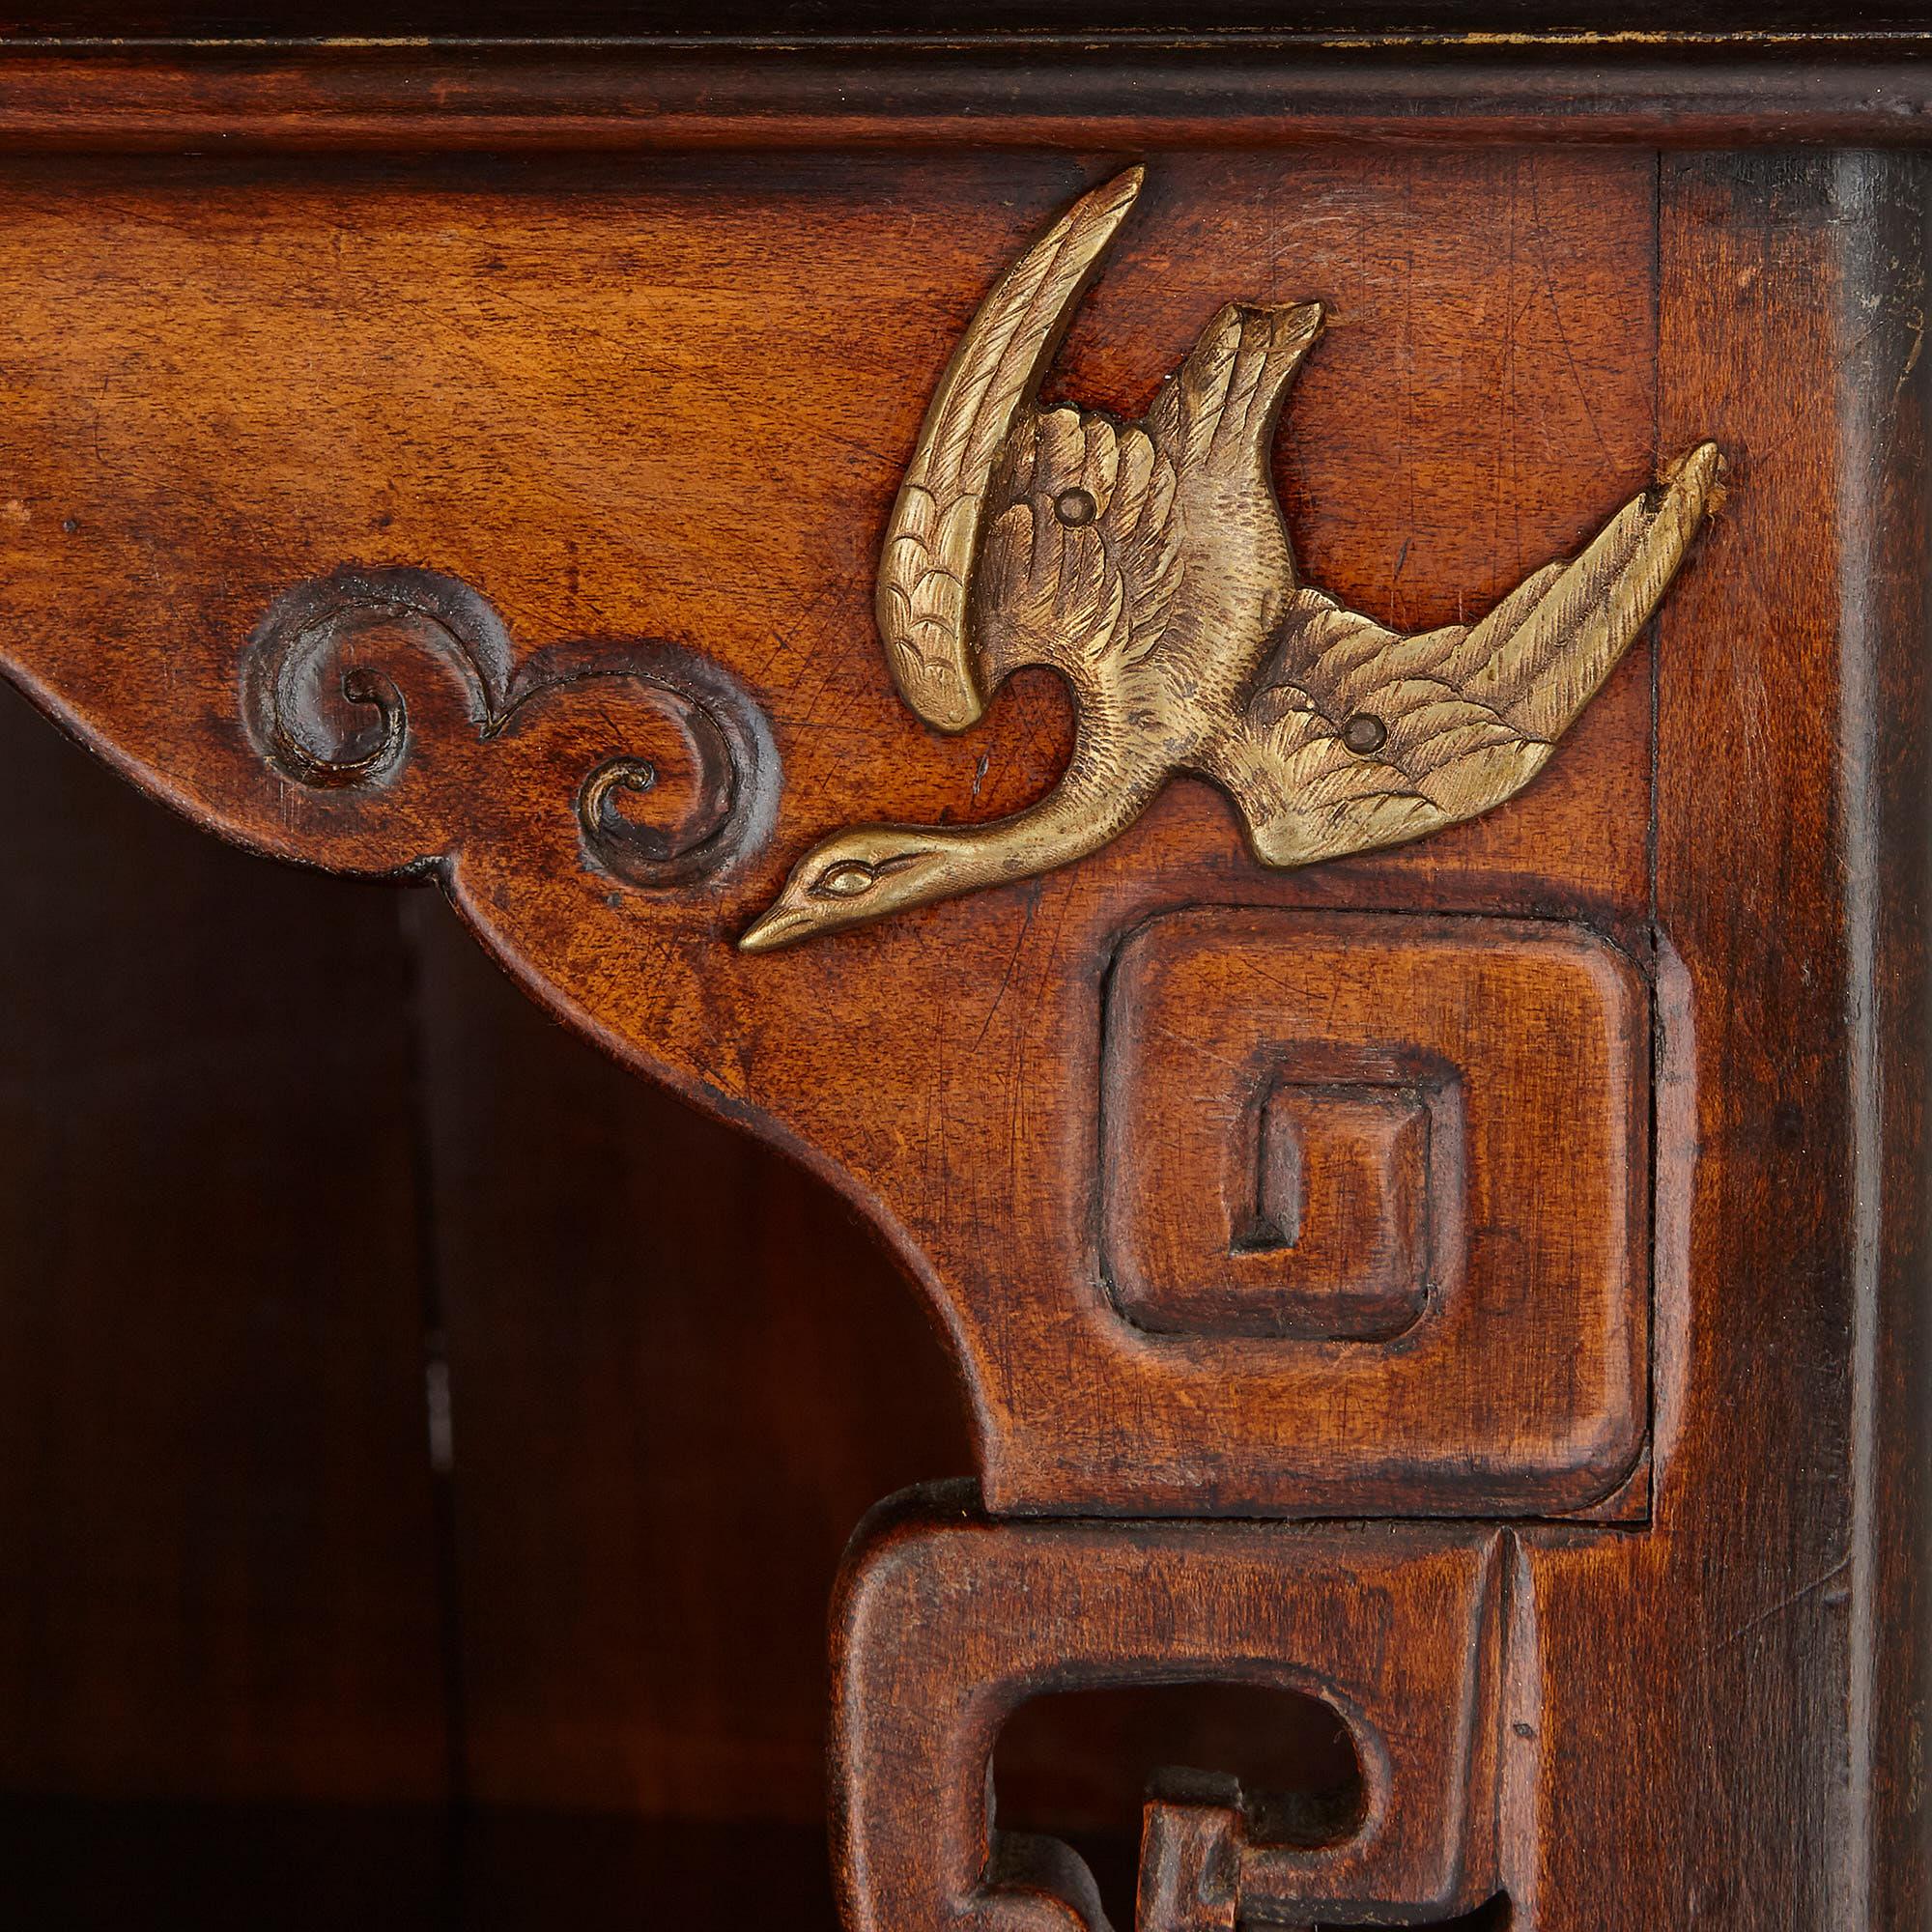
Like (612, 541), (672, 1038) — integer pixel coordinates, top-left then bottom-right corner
(740, 168), (1721, 952)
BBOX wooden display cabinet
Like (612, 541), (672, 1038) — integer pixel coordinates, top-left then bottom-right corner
(0, 15), (1924, 1929)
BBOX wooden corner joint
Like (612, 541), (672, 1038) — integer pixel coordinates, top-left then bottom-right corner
(831, 1492), (1512, 1932)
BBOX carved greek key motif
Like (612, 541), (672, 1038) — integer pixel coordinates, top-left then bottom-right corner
(242, 564), (779, 889)
(743, 167), (1721, 950)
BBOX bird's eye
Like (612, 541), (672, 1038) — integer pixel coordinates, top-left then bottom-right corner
(813, 862), (876, 899)
(1054, 488), (1097, 526)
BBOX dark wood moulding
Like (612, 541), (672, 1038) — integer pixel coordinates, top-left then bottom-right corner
(1, 40), (1932, 152)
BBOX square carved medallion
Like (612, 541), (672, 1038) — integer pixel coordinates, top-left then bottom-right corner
(1101, 909), (1650, 1510)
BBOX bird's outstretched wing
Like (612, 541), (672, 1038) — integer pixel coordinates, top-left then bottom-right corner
(971, 300), (1321, 696)
(875, 168), (1143, 734)
(1227, 441), (1723, 867)
(974, 405), (1186, 691)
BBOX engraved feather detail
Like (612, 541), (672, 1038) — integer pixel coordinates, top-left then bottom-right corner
(1221, 441), (1723, 866)
(876, 167), (1145, 733)
(741, 172), (1722, 952)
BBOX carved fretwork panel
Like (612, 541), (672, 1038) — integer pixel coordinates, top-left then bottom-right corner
(1100, 908), (1651, 1516)
(833, 1493), (1509, 1932)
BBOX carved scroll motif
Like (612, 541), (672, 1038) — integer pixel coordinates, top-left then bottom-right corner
(242, 565), (779, 890)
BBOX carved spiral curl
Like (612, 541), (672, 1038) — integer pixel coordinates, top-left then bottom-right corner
(242, 566), (512, 789)
(242, 565), (779, 889)
(560, 644), (780, 888)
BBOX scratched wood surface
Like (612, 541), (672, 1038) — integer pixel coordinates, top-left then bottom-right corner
(1512, 149), (1930, 1932)
(0, 113), (1921, 1932)
(0, 146), (1661, 1517)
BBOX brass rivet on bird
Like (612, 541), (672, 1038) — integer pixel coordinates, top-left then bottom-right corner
(738, 166), (1725, 952)
(1342, 713), (1388, 755)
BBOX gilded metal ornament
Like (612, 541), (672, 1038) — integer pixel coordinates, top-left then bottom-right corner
(740, 168), (1722, 952)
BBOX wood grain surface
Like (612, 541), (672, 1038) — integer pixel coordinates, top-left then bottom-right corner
(0, 683), (448, 1804)
(1100, 908), (1650, 1513)
(833, 1494), (1506, 1930)
(406, 904), (971, 1819)
(1502, 147), (1930, 1932)
(0, 146), (1662, 1516)
(0, 101), (1920, 1932)
(0, 44), (1930, 154)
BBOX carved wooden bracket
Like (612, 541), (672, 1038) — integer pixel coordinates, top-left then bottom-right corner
(4, 575), (1673, 1520)
(241, 564), (780, 890)
(833, 1492), (1510, 1931)
(0, 155), (1699, 1522)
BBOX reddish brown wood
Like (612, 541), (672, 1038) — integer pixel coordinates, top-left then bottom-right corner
(0, 677), (975, 1826)
(405, 906), (972, 1818)
(0, 145), (1661, 1517)
(833, 1492), (1507, 1931)
(1506, 146), (1932, 1932)
(0, 685), (448, 1804)
(1100, 909), (1650, 1514)
(0, 44), (1928, 154)
(0, 71), (1920, 1932)
(0, 1799), (841, 1930)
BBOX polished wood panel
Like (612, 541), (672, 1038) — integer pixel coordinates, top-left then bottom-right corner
(0, 146), (1661, 1515)
(0, 6), (1919, 37)
(0, 685), (447, 1804)
(1511, 150), (1931, 1931)
(0, 679), (971, 1820)
(407, 904), (970, 1817)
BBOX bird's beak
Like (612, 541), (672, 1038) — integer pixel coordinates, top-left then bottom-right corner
(737, 901), (812, 953)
